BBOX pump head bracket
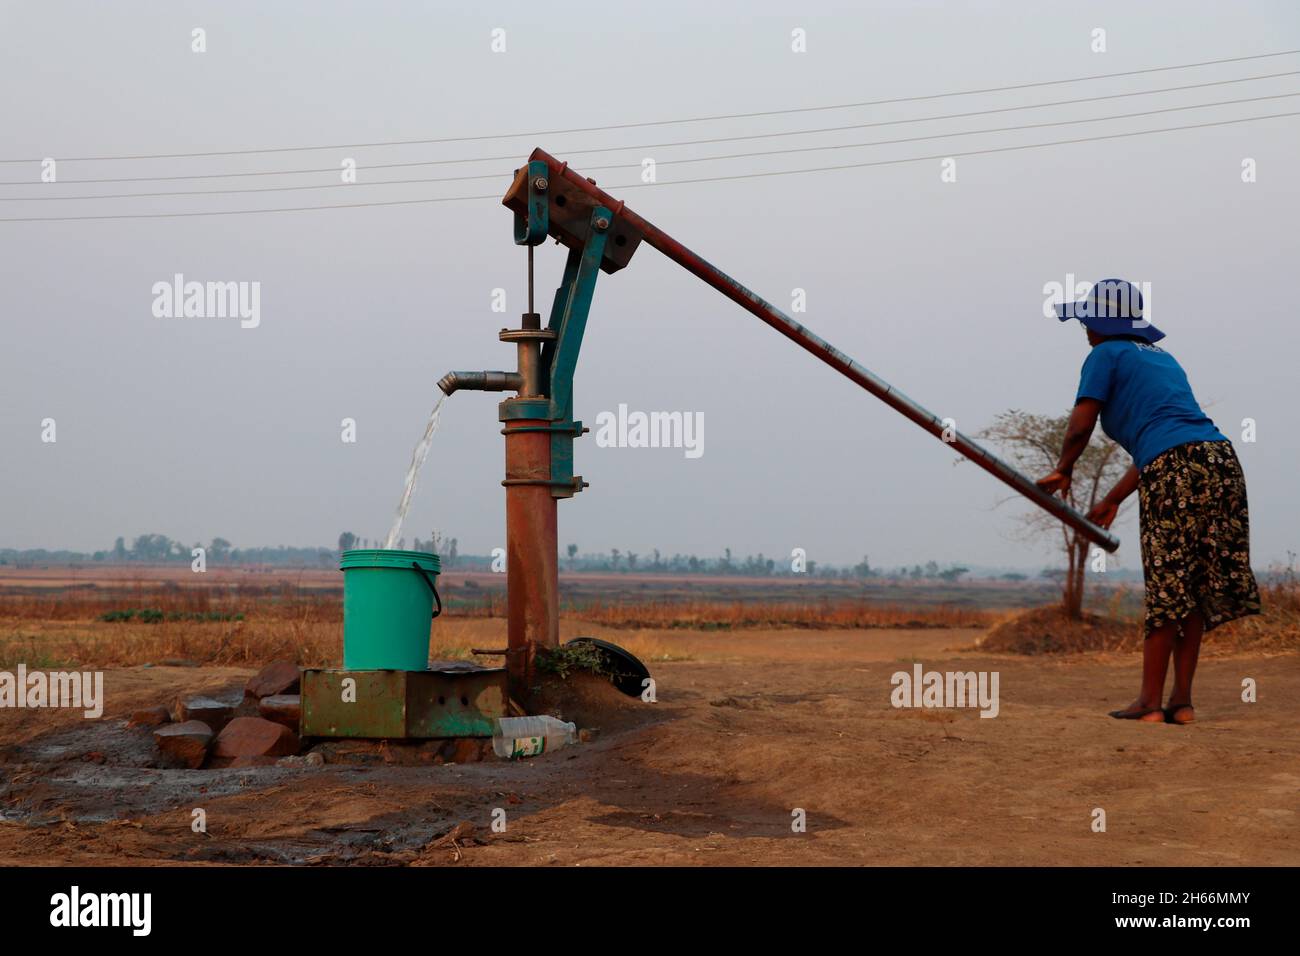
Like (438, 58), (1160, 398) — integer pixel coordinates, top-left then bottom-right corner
(503, 157), (644, 273)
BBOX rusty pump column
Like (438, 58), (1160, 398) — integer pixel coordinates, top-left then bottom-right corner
(499, 248), (561, 695)
(440, 160), (618, 701)
(439, 308), (559, 694)
(438, 279), (561, 696)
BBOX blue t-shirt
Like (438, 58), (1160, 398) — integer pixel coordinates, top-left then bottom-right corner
(1075, 339), (1226, 470)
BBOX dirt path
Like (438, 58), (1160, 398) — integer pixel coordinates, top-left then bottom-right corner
(1, 629), (1295, 866)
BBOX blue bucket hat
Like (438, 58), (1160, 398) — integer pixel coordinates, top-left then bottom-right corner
(1054, 277), (1164, 343)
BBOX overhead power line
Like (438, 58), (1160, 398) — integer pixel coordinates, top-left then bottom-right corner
(2, 109), (1295, 224)
(10, 90), (1300, 202)
(5, 68), (1297, 188)
(621, 111), (1300, 187)
(1, 48), (1297, 165)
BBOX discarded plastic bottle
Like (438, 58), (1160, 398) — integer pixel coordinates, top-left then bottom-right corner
(492, 715), (577, 759)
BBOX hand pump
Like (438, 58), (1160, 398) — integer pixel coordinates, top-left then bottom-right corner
(440, 147), (1121, 700)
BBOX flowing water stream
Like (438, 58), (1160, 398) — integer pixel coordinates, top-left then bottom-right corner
(383, 394), (446, 550)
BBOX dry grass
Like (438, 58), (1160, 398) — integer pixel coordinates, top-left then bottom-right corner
(978, 607), (1140, 655)
(0, 618), (336, 670)
(3, 579), (1293, 669)
(0, 582), (332, 622)
(564, 599), (999, 631)
(0, 582), (327, 669)
(978, 579), (1300, 655)
(1210, 579), (1300, 652)
(5, 586), (996, 629)
(0, 583), (998, 670)
(0, 612), (702, 671)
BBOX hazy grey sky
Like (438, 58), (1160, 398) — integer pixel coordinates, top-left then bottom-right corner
(2, 0), (1297, 570)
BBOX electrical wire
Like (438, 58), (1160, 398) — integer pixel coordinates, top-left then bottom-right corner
(2, 109), (1294, 224)
(613, 110), (1300, 189)
(6, 67), (1298, 188)
(1, 48), (1297, 164)
(9, 89), (1299, 202)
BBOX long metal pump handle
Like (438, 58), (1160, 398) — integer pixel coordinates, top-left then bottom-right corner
(526, 148), (1120, 553)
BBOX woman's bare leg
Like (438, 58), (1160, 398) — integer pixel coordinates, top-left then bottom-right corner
(1166, 610), (1204, 724)
(1110, 620), (1177, 720)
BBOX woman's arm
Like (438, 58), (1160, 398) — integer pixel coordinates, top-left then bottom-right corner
(1035, 398), (1104, 496)
(1086, 464), (1139, 528)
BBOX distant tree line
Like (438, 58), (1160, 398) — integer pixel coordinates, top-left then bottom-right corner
(0, 533), (971, 578)
(0, 534), (336, 567)
(2, 532), (1137, 582)
(337, 531), (459, 567)
(556, 547), (975, 581)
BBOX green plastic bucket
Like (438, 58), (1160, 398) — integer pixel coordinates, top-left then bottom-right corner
(340, 549), (442, 670)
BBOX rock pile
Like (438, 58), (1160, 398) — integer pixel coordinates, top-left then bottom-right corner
(144, 661), (303, 769)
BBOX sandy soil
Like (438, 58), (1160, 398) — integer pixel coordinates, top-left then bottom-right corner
(1, 628), (1295, 866)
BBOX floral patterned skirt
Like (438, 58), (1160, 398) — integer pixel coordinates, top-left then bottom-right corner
(1138, 439), (1261, 635)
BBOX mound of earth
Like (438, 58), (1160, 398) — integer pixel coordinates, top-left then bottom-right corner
(527, 670), (659, 733)
(977, 606), (1140, 655)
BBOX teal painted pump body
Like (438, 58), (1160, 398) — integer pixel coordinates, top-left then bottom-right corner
(501, 159), (611, 498)
(339, 549), (442, 670)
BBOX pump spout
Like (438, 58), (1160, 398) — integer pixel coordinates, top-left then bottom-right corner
(437, 370), (524, 396)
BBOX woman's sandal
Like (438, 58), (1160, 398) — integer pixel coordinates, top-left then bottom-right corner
(1164, 703), (1195, 725)
(1108, 706), (1166, 721)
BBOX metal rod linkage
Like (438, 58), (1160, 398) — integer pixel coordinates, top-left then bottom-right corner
(524, 147), (1121, 553)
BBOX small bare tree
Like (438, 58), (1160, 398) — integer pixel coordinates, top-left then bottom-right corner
(980, 409), (1131, 619)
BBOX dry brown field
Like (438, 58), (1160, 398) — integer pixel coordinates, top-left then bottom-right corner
(1, 565), (1295, 866)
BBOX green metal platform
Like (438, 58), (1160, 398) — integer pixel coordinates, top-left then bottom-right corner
(300, 665), (508, 739)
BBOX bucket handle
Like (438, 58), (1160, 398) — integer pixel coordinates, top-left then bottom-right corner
(410, 562), (443, 619)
